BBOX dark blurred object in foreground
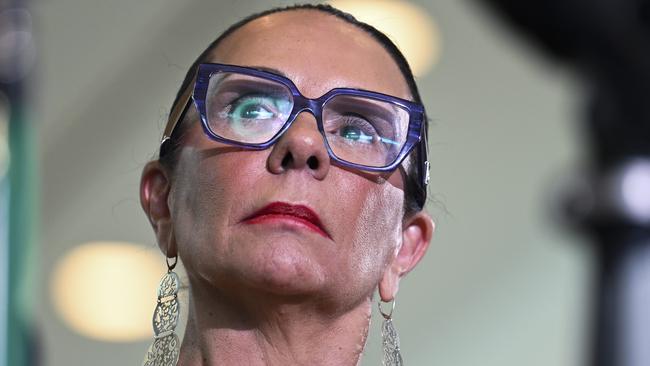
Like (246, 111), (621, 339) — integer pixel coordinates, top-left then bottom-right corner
(474, 1), (650, 366)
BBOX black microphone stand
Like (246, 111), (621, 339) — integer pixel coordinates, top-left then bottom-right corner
(473, 1), (650, 365)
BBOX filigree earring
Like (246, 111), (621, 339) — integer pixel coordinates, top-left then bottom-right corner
(142, 256), (181, 366)
(379, 298), (403, 366)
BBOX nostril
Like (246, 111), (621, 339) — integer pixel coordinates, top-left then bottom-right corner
(281, 153), (294, 168)
(307, 156), (319, 170)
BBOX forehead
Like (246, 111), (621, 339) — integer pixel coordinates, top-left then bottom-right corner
(209, 10), (411, 100)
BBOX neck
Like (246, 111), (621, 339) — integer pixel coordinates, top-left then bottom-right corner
(177, 281), (372, 366)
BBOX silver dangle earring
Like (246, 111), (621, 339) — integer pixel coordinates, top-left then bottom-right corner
(379, 298), (404, 366)
(142, 256), (181, 366)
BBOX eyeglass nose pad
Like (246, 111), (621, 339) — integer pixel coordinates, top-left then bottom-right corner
(280, 96), (324, 139)
(290, 97), (322, 120)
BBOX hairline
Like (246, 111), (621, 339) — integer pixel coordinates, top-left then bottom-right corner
(204, 9), (415, 101)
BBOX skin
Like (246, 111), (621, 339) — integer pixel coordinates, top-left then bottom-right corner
(140, 9), (434, 366)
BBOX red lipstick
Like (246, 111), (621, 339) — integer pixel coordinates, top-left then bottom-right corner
(242, 202), (330, 238)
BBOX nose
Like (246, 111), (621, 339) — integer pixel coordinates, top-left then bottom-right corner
(266, 112), (330, 180)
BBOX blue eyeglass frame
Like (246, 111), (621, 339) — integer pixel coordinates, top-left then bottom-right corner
(160, 62), (430, 208)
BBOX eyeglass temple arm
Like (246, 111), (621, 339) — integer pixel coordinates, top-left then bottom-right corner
(161, 73), (197, 145)
(420, 118), (430, 187)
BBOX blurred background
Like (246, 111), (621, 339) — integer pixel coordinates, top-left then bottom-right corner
(0, 0), (602, 365)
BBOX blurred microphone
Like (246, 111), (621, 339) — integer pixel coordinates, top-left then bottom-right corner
(473, 1), (650, 366)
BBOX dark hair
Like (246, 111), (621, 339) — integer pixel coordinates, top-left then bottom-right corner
(159, 3), (428, 216)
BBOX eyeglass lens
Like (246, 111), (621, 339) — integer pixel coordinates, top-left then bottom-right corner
(205, 72), (410, 168)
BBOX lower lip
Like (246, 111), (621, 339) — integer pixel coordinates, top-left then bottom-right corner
(243, 214), (329, 238)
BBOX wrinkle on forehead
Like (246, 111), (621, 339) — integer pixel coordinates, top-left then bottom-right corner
(209, 9), (412, 100)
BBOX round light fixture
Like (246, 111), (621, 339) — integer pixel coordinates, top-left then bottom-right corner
(51, 241), (164, 342)
(328, 0), (441, 76)
(620, 160), (650, 223)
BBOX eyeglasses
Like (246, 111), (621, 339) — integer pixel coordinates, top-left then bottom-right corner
(161, 63), (429, 207)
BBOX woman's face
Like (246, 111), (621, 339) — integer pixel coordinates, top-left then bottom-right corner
(168, 10), (417, 307)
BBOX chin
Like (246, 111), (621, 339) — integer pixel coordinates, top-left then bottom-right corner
(244, 236), (327, 296)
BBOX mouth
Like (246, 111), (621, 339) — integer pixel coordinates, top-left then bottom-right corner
(241, 202), (331, 239)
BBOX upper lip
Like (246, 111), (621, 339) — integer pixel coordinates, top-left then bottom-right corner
(241, 201), (331, 238)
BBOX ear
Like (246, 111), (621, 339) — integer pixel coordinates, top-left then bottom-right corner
(140, 160), (177, 258)
(379, 211), (435, 302)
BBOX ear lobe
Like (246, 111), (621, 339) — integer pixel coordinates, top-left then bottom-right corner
(140, 160), (177, 258)
(379, 211), (435, 302)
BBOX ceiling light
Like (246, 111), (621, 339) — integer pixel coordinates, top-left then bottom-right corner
(328, 0), (441, 76)
(51, 241), (165, 342)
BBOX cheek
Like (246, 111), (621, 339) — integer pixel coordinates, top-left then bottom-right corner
(337, 176), (404, 293)
(170, 147), (264, 279)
